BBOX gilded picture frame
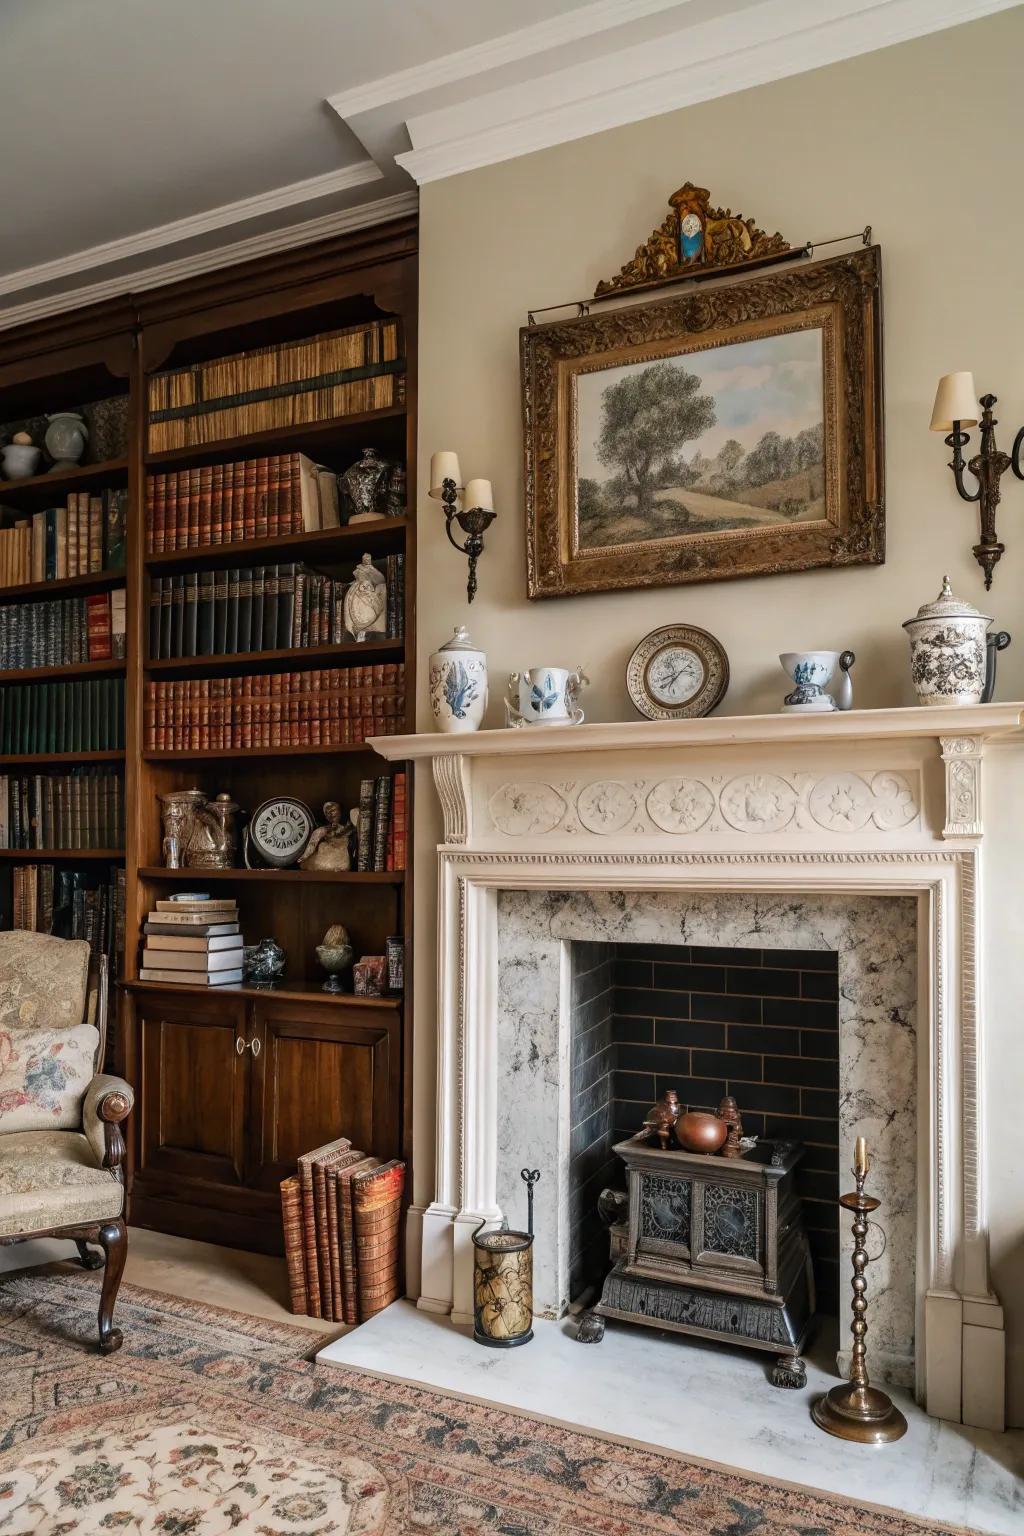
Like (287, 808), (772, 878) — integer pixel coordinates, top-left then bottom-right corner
(521, 246), (883, 598)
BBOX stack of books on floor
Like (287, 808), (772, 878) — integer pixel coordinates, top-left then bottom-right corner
(145, 451), (339, 552)
(280, 1137), (405, 1323)
(0, 489), (127, 586)
(139, 896), (243, 986)
(0, 589), (126, 669)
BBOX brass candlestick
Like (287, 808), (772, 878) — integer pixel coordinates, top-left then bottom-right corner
(812, 1139), (908, 1444)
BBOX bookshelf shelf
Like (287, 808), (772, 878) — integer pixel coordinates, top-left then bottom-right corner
(0, 848), (125, 860)
(0, 568), (126, 603)
(144, 516), (409, 571)
(124, 976), (401, 1007)
(145, 406), (407, 473)
(142, 741), (392, 762)
(0, 657), (126, 684)
(144, 638), (403, 678)
(0, 750), (125, 767)
(0, 457), (129, 505)
(138, 866), (403, 884)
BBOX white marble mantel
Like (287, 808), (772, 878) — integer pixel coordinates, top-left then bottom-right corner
(370, 703), (1024, 1432)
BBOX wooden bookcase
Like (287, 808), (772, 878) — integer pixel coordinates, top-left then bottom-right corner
(0, 219), (417, 1255)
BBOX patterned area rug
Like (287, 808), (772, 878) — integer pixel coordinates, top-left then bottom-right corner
(0, 1269), (967, 1535)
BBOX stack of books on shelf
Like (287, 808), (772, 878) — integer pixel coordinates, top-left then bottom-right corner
(7, 864), (125, 965)
(280, 1136), (405, 1322)
(145, 452), (340, 552)
(0, 678), (125, 754)
(147, 554), (404, 659)
(147, 318), (404, 453)
(356, 772), (406, 872)
(143, 662), (404, 751)
(0, 590), (126, 669)
(0, 490), (127, 586)
(139, 896), (243, 986)
(0, 768), (123, 849)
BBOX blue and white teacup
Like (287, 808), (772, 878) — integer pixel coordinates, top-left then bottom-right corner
(505, 666), (588, 727)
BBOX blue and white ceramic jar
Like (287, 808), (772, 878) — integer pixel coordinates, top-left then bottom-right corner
(429, 625), (488, 733)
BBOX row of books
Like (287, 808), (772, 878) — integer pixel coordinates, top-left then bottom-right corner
(0, 590), (126, 670)
(6, 864), (125, 966)
(147, 318), (403, 452)
(0, 678), (125, 756)
(139, 896), (243, 986)
(147, 554), (405, 659)
(281, 1135), (405, 1322)
(0, 769), (124, 850)
(0, 490), (127, 588)
(142, 664), (405, 752)
(145, 452), (339, 553)
(356, 774), (407, 873)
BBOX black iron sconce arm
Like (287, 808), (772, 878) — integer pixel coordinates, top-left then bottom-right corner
(440, 477), (497, 603)
(944, 394), (1024, 589)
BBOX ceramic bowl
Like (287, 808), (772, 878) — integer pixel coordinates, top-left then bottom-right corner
(1, 443), (41, 479)
(779, 650), (840, 688)
(674, 1110), (728, 1154)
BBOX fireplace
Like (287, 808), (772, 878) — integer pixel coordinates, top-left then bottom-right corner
(569, 939), (842, 1316)
(370, 704), (1022, 1430)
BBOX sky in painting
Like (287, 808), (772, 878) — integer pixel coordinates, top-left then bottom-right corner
(576, 328), (824, 482)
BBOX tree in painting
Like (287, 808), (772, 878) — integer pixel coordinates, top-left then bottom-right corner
(595, 362), (716, 517)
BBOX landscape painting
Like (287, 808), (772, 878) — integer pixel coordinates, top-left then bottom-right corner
(575, 327), (826, 552)
(522, 245), (884, 596)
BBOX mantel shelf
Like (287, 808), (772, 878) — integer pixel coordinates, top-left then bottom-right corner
(369, 704), (1024, 762)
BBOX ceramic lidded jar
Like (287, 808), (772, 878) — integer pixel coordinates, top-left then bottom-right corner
(902, 576), (992, 706)
(429, 625), (488, 733)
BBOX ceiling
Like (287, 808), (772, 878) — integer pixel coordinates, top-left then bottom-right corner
(0, 0), (1014, 326)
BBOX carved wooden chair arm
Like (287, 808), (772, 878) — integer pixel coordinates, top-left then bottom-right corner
(82, 1074), (134, 1172)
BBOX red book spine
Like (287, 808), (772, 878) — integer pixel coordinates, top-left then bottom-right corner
(392, 771), (406, 871)
(231, 462), (245, 543)
(243, 459), (258, 541)
(164, 474), (179, 553)
(85, 593), (112, 661)
(254, 456), (270, 539)
(198, 465), (213, 547)
(210, 463), (224, 545)
(266, 454), (281, 538)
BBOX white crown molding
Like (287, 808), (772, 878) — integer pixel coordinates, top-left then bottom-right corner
(390, 0), (1017, 183)
(327, 0), (689, 119)
(0, 190), (418, 333)
(0, 159), (384, 304)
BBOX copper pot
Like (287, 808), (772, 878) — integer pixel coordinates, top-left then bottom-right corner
(674, 1110), (728, 1154)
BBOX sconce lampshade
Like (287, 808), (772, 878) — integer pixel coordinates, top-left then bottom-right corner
(930, 372), (979, 432)
(429, 451), (463, 498)
(464, 477), (494, 511)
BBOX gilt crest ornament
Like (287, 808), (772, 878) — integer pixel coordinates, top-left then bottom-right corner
(595, 182), (792, 297)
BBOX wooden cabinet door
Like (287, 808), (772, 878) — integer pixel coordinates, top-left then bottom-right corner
(137, 992), (250, 1189)
(248, 998), (400, 1191)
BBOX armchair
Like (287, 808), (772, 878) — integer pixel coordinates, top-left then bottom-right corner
(0, 931), (133, 1352)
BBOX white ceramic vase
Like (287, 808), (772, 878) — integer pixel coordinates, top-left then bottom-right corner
(429, 626), (488, 733)
(902, 577), (992, 706)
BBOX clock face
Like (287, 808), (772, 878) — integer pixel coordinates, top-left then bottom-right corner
(626, 624), (729, 721)
(250, 798), (314, 867)
(646, 646), (706, 706)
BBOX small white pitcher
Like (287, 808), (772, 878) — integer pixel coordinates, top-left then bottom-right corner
(505, 666), (588, 727)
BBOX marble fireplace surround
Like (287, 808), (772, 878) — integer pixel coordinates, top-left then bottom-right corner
(371, 705), (1024, 1431)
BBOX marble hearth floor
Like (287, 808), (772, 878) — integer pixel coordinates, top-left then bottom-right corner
(319, 1301), (1024, 1535)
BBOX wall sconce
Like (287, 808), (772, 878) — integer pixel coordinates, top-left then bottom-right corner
(930, 372), (1024, 588)
(428, 450), (496, 603)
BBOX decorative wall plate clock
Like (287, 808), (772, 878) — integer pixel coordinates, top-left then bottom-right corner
(246, 797), (315, 868)
(626, 624), (729, 719)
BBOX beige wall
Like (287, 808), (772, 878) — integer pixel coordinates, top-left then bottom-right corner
(414, 8), (1024, 1421)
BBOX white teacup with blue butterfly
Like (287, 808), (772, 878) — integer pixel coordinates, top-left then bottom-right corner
(505, 666), (588, 727)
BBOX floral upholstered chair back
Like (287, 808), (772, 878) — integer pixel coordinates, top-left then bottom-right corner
(0, 932), (97, 1136)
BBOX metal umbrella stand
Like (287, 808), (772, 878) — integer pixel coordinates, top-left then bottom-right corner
(472, 1169), (540, 1348)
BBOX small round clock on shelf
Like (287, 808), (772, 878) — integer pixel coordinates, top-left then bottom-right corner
(245, 797), (315, 868)
(626, 624), (729, 720)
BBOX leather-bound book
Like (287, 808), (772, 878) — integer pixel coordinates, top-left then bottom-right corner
(296, 1136), (351, 1319)
(336, 1155), (380, 1324)
(279, 1175), (307, 1315)
(313, 1146), (364, 1322)
(352, 1160), (406, 1320)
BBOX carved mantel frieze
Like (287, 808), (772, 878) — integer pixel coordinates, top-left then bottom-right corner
(940, 736), (983, 838)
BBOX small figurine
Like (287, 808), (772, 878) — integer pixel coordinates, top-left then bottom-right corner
(643, 1088), (681, 1149)
(298, 801), (356, 871)
(353, 955), (387, 997)
(717, 1094), (744, 1158)
(343, 553), (387, 640)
